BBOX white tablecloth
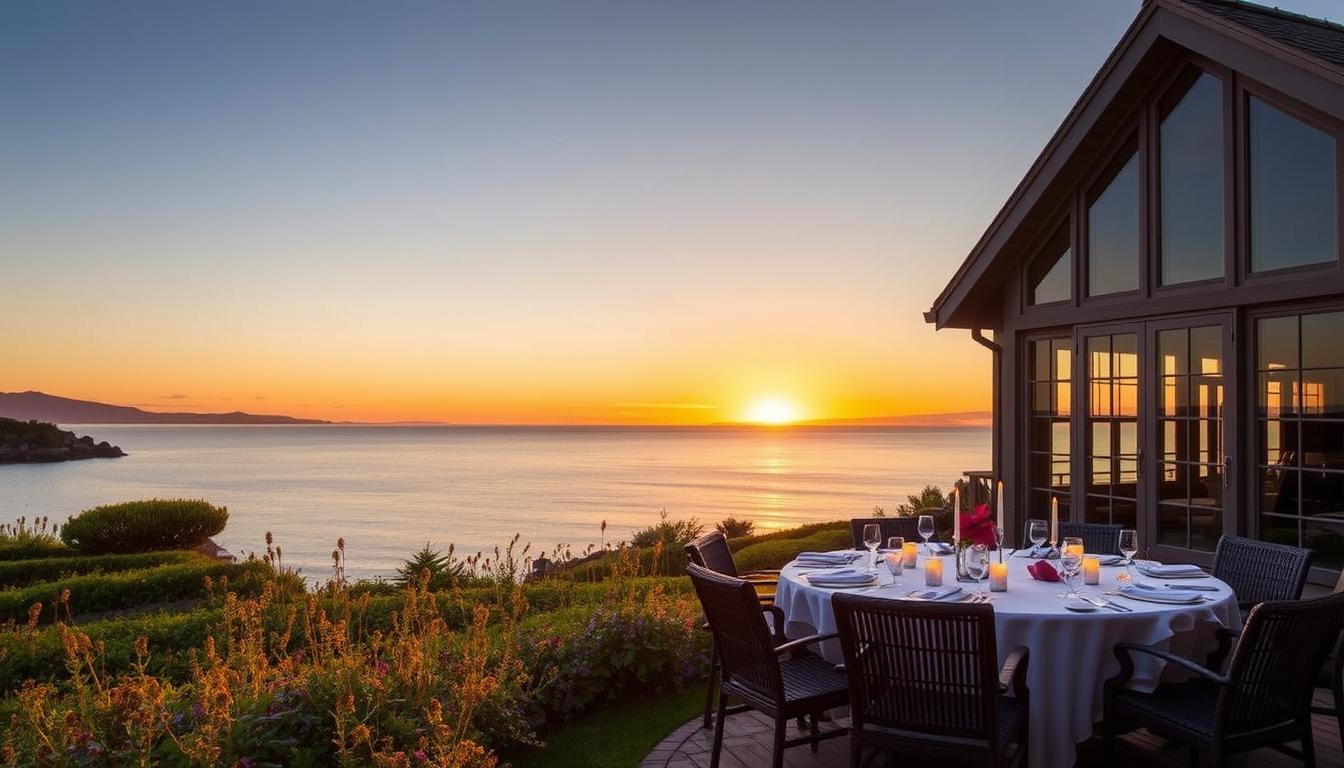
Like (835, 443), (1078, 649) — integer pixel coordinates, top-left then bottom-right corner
(774, 551), (1240, 768)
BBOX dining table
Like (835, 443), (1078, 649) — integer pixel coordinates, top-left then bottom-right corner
(773, 549), (1241, 768)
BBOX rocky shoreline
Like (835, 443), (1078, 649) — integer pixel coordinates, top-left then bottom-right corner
(0, 418), (125, 464)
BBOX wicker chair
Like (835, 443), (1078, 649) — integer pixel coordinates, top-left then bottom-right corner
(686, 564), (849, 768)
(1312, 569), (1344, 750)
(684, 531), (781, 729)
(1211, 535), (1314, 610)
(1058, 522), (1122, 556)
(1103, 592), (1344, 767)
(849, 516), (923, 550)
(832, 593), (1029, 767)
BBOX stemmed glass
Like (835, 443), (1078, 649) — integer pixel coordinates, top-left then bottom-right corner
(1119, 529), (1139, 581)
(1029, 520), (1048, 554)
(967, 543), (990, 598)
(862, 524), (882, 571)
(884, 536), (905, 586)
(1059, 536), (1084, 598)
(917, 515), (935, 556)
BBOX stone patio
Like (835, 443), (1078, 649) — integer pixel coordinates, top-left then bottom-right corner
(640, 693), (1344, 767)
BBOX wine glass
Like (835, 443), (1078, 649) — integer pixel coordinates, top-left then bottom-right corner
(1029, 520), (1048, 554)
(862, 524), (882, 570)
(967, 543), (990, 597)
(1119, 528), (1139, 580)
(884, 537), (905, 584)
(917, 515), (935, 555)
(1059, 536), (1084, 598)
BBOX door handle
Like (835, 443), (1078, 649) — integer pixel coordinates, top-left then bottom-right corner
(1224, 456), (1233, 488)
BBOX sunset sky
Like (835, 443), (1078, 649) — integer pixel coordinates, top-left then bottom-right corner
(3, 1), (1337, 424)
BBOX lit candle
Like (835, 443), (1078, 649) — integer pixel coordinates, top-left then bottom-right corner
(902, 541), (919, 568)
(989, 561), (1008, 592)
(1083, 556), (1101, 585)
(924, 557), (943, 587)
(1050, 497), (1059, 545)
(996, 480), (1004, 533)
(953, 487), (961, 543)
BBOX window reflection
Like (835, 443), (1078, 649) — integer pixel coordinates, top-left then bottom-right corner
(1249, 97), (1338, 273)
(1088, 151), (1140, 296)
(1028, 338), (1073, 521)
(1155, 326), (1224, 551)
(1086, 332), (1139, 529)
(1029, 224), (1071, 306)
(1160, 71), (1225, 285)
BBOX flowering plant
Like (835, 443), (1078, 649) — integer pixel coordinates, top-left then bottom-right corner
(958, 504), (1000, 549)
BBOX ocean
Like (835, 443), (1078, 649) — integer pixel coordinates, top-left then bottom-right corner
(0, 425), (989, 581)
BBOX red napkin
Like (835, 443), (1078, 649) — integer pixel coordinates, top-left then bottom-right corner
(1027, 560), (1061, 582)
(960, 504), (999, 549)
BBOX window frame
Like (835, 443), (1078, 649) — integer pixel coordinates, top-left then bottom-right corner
(1022, 213), (1075, 311)
(1081, 133), (1144, 303)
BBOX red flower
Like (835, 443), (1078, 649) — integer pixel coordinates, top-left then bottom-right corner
(959, 504), (999, 548)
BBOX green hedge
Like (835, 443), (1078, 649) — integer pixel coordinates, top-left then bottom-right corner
(732, 527), (852, 573)
(0, 538), (72, 561)
(725, 520), (847, 552)
(0, 550), (206, 588)
(60, 499), (228, 554)
(0, 559), (273, 624)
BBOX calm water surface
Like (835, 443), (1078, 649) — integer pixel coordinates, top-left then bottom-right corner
(0, 425), (988, 580)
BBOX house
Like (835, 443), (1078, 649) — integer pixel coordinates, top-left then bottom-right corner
(927, 0), (1344, 582)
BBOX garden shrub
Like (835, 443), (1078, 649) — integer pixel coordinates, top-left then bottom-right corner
(732, 527), (852, 572)
(60, 498), (228, 554)
(0, 550), (205, 588)
(0, 559), (275, 624)
(724, 520), (847, 552)
(715, 516), (754, 538)
(0, 516), (70, 561)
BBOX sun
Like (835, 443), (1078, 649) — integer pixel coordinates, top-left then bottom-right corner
(745, 398), (800, 425)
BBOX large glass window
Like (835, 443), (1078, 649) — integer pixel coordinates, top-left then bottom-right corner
(1156, 326), (1224, 551)
(1088, 150), (1140, 296)
(1028, 337), (1072, 523)
(1085, 333), (1139, 528)
(1029, 224), (1071, 306)
(1257, 310), (1344, 570)
(1160, 72), (1224, 285)
(1249, 97), (1338, 273)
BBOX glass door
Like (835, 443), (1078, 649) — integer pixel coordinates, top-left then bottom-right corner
(1147, 315), (1236, 562)
(1077, 325), (1142, 530)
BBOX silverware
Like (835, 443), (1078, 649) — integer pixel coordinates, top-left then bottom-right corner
(1162, 583), (1220, 591)
(1081, 594), (1130, 612)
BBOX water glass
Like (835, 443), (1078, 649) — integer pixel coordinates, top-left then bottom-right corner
(917, 515), (935, 554)
(1119, 528), (1139, 579)
(884, 537), (904, 582)
(1059, 536), (1084, 597)
(863, 523), (882, 570)
(1029, 519), (1048, 550)
(966, 543), (990, 595)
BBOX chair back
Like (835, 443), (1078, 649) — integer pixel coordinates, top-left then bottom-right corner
(1058, 522), (1122, 556)
(686, 563), (782, 701)
(1219, 592), (1344, 733)
(1212, 535), (1314, 605)
(832, 593), (1000, 745)
(850, 517), (922, 550)
(684, 531), (739, 578)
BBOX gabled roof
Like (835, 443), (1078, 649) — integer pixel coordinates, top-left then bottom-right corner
(925, 0), (1344, 330)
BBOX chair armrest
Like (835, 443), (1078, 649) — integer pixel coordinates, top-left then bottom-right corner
(773, 632), (838, 657)
(998, 646), (1029, 698)
(744, 569), (781, 578)
(1114, 642), (1228, 687)
(761, 604), (787, 645)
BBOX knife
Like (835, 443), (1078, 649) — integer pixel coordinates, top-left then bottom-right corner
(1163, 583), (1220, 591)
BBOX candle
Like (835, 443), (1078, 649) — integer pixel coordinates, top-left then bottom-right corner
(902, 541), (919, 568)
(996, 480), (1004, 532)
(924, 557), (943, 587)
(989, 561), (1008, 592)
(1050, 497), (1059, 545)
(953, 487), (961, 543)
(1083, 556), (1101, 585)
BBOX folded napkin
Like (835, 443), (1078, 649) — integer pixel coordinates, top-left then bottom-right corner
(1096, 555), (1126, 566)
(805, 568), (876, 587)
(902, 585), (963, 601)
(926, 542), (955, 555)
(1116, 583), (1203, 604)
(1136, 563), (1207, 577)
(1027, 560), (1061, 582)
(795, 551), (859, 566)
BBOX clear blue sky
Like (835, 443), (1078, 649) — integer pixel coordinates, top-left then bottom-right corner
(2, 0), (1338, 422)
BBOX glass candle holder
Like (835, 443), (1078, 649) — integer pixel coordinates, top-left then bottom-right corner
(924, 557), (943, 587)
(989, 561), (1008, 592)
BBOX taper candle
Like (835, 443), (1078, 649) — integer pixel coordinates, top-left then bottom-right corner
(953, 487), (961, 542)
(996, 480), (1004, 532)
(1050, 497), (1059, 545)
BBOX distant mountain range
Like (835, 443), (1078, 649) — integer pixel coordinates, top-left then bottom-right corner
(0, 391), (329, 425)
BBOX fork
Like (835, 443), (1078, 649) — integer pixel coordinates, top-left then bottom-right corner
(1080, 594), (1129, 612)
